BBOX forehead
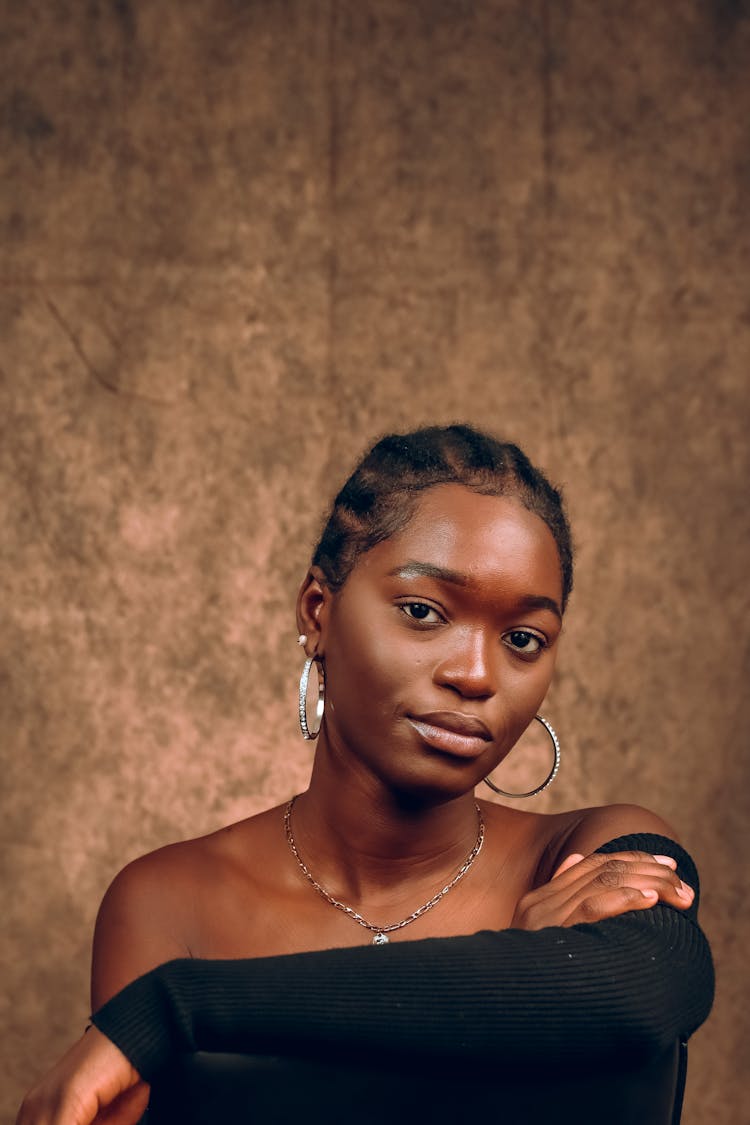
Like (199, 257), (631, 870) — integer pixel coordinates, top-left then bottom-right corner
(361, 484), (563, 603)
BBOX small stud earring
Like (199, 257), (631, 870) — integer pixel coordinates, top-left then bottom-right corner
(298, 634), (308, 647)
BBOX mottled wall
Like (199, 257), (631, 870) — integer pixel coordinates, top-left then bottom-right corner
(2, 2), (748, 1121)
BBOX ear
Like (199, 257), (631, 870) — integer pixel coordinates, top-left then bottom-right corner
(295, 567), (332, 656)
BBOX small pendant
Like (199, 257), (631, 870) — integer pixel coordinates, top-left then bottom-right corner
(372, 932), (389, 945)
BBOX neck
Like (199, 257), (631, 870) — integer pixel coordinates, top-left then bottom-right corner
(290, 738), (482, 904)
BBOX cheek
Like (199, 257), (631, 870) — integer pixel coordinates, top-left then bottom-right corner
(502, 659), (556, 732)
(325, 615), (406, 717)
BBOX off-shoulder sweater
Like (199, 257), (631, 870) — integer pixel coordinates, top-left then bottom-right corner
(91, 832), (714, 1085)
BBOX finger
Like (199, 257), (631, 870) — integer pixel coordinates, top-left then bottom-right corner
(541, 858), (692, 925)
(513, 852), (694, 930)
(523, 853), (677, 914)
(551, 853), (585, 879)
(569, 885), (664, 925)
(93, 1083), (150, 1125)
(17, 1030), (143, 1125)
(653, 855), (678, 869)
(554, 851), (690, 897)
(546, 850), (658, 891)
(586, 873), (693, 908)
(559, 862), (694, 919)
(571, 860), (692, 899)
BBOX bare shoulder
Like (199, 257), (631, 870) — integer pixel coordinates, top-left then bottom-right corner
(91, 804), (283, 1009)
(92, 845), (182, 1008)
(554, 803), (681, 863)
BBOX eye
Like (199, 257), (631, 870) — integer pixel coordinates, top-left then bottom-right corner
(503, 630), (546, 657)
(400, 601), (444, 625)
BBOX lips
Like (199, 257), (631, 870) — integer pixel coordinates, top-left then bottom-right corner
(407, 711), (493, 759)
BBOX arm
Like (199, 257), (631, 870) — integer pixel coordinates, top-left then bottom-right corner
(17, 846), (196, 1125)
(91, 833), (713, 1081)
(91, 847), (193, 1009)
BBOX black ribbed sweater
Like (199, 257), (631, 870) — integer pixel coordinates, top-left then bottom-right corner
(91, 833), (714, 1082)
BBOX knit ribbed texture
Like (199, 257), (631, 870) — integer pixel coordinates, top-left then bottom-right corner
(91, 833), (714, 1081)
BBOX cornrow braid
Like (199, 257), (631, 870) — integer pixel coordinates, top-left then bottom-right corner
(312, 425), (574, 611)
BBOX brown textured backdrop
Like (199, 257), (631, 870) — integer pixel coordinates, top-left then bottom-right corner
(2, 2), (748, 1121)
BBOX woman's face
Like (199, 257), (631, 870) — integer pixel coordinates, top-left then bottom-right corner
(306, 484), (564, 802)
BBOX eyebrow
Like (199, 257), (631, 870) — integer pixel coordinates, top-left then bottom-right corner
(515, 594), (563, 622)
(388, 562), (563, 621)
(389, 562), (470, 586)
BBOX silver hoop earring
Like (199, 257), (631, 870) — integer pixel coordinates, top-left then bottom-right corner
(298, 656), (325, 740)
(484, 715), (560, 798)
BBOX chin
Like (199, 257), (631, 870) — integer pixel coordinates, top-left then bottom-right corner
(387, 765), (483, 809)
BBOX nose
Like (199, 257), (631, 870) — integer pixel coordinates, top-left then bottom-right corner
(434, 627), (495, 700)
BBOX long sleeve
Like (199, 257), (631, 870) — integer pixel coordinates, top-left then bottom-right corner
(91, 832), (714, 1082)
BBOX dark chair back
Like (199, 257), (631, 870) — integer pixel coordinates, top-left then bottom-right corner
(145, 1040), (687, 1124)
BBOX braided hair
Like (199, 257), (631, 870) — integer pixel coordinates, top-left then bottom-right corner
(312, 424), (574, 610)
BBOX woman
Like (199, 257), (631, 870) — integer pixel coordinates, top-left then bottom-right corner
(18, 425), (713, 1125)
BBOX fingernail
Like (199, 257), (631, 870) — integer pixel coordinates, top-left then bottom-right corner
(676, 883), (694, 899)
(653, 855), (677, 868)
(642, 889), (658, 900)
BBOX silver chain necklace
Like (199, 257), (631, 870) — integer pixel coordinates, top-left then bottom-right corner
(283, 796), (485, 945)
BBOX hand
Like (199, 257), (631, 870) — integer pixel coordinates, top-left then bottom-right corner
(16, 1027), (148, 1125)
(511, 850), (695, 931)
